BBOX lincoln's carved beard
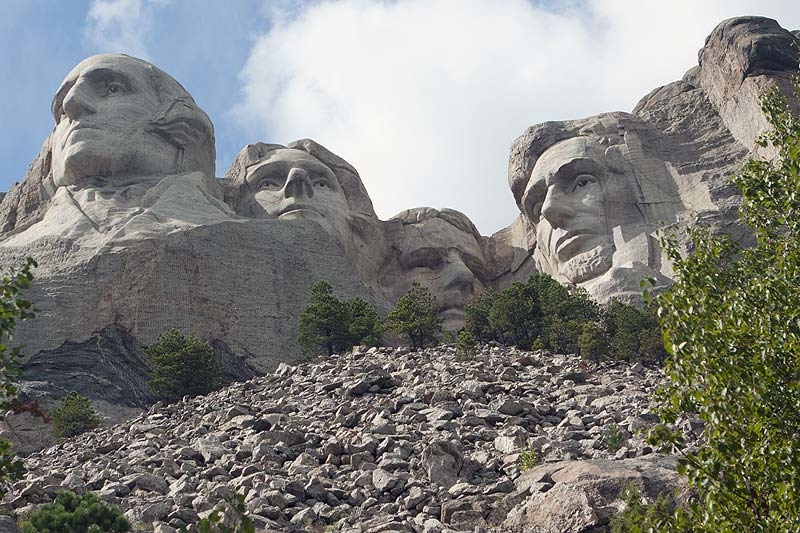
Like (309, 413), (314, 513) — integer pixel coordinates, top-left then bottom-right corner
(536, 221), (614, 284)
(555, 242), (613, 284)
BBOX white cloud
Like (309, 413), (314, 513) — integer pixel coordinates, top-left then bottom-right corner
(235, 0), (800, 234)
(83, 0), (169, 59)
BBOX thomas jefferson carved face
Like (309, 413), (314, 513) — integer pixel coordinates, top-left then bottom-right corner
(243, 148), (350, 242)
(51, 54), (213, 188)
(521, 137), (638, 284)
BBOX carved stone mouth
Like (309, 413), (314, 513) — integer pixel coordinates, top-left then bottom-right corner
(62, 124), (100, 148)
(279, 205), (322, 217)
(555, 231), (596, 255)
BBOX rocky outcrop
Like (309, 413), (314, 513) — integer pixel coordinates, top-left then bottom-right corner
(1, 16), (798, 426)
(3, 345), (693, 532)
(2, 218), (386, 372)
(506, 16), (798, 302)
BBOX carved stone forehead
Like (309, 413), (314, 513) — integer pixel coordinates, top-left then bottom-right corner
(532, 137), (602, 180)
(51, 54), (187, 120)
(244, 148), (337, 181)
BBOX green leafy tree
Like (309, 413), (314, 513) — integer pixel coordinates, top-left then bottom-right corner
(345, 296), (383, 348)
(578, 321), (609, 366)
(297, 280), (349, 356)
(386, 282), (443, 349)
(21, 490), (130, 533)
(196, 494), (254, 533)
(146, 329), (220, 402)
(647, 79), (800, 530)
(51, 391), (101, 439)
(0, 257), (36, 497)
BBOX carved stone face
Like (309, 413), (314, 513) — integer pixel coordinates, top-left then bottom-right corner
(243, 148), (350, 241)
(383, 215), (486, 330)
(522, 137), (628, 284)
(51, 55), (181, 188)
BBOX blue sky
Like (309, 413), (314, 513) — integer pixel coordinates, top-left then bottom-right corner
(2, 0), (799, 233)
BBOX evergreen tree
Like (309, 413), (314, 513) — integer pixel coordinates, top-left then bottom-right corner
(346, 297), (383, 348)
(51, 391), (101, 439)
(386, 282), (442, 349)
(297, 280), (350, 356)
(21, 490), (130, 533)
(463, 289), (496, 342)
(578, 321), (609, 366)
(146, 329), (220, 402)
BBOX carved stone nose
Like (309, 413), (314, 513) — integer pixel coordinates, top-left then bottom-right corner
(540, 187), (573, 228)
(284, 167), (314, 199)
(62, 82), (97, 120)
(441, 256), (475, 294)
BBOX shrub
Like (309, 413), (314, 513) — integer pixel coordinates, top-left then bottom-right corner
(21, 490), (130, 533)
(51, 391), (100, 439)
(519, 448), (539, 471)
(386, 282), (442, 349)
(610, 484), (674, 533)
(454, 330), (477, 358)
(146, 329), (220, 402)
(646, 78), (800, 529)
(0, 257), (36, 497)
(605, 423), (627, 453)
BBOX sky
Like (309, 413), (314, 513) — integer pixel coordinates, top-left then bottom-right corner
(2, 0), (799, 235)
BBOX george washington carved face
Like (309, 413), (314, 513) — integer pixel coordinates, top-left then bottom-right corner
(51, 54), (214, 188)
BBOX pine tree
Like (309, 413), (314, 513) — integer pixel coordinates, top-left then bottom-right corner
(297, 280), (350, 356)
(386, 282), (442, 349)
(51, 391), (101, 439)
(146, 329), (220, 402)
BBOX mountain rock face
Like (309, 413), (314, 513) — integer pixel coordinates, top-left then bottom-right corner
(0, 17), (797, 416)
(2, 344), (695, 532)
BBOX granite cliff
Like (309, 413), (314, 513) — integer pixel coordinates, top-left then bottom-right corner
(0, 16), (797, 421)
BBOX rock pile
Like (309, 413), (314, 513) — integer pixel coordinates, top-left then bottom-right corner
(3, 345), (694, 532)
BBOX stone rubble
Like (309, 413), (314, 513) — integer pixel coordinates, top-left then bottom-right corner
(2, 345), (696, 532)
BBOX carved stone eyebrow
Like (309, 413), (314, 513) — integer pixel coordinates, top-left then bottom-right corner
(548, 157), (601, 187)
(51, 68), (133, 123)
(245, 160), (288, 185)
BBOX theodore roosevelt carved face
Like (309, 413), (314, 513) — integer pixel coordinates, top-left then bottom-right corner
(381, 208), (487, 331)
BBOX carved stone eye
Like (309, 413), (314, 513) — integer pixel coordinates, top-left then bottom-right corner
(572, 174), (597, 192)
